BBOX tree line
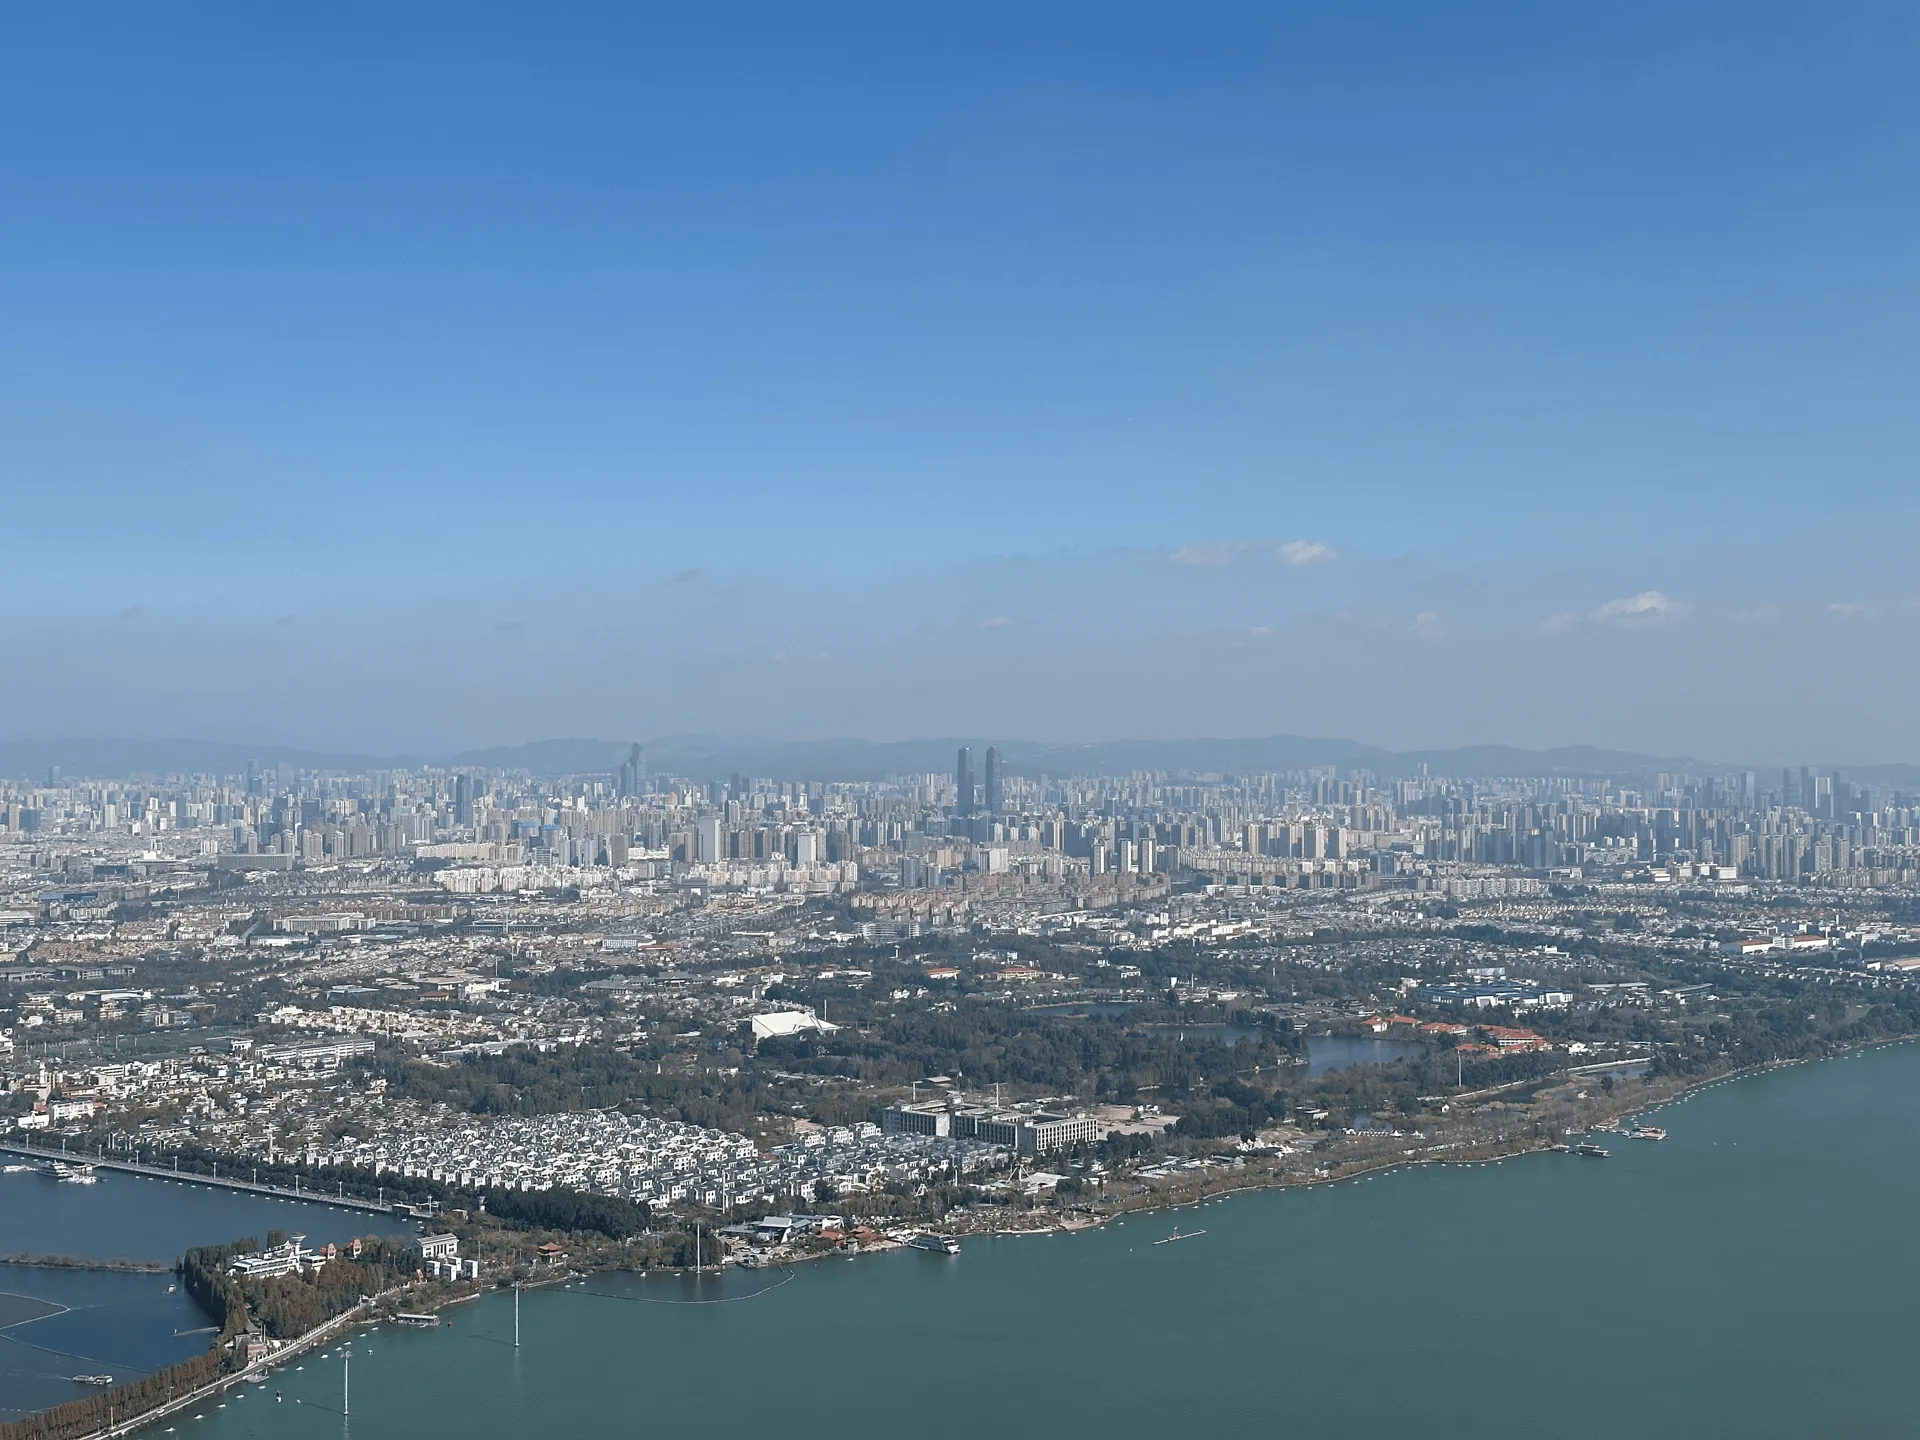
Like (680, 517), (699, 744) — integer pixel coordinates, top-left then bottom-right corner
(142, 1140), (654, 1241)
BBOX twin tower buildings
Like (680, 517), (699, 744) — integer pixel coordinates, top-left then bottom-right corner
(953, 745), (1003, 819)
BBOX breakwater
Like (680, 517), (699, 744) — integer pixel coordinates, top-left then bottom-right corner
(0, 1144), (396, 1217)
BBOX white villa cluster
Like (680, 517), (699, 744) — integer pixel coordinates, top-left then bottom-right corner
(308, 1108), (1005, 1208)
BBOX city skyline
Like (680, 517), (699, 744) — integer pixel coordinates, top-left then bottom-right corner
(12, 731), (1920, 786)
(10, 9), (1920, 1433)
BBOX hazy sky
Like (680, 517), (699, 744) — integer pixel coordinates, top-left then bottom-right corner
(5, 3), (1919, 761)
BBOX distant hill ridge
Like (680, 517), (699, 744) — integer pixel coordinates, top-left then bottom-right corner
(8, 734), (1916, 786)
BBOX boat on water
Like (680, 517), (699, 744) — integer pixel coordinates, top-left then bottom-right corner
(71, 1375), (114, 1386)
(1629, 1126), (1668, 1140)
(1153, 1226), (1207, 1246)
(54, 1162), (98, 1184)
(1574, 1142), (1611, 1158)
(907, 1233), (961, 1255)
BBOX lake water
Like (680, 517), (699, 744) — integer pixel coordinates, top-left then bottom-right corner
(0, 1168), (399, 1419)
(1302, 1033), (1426, 1075)
(144, 1040), (1920, 1440)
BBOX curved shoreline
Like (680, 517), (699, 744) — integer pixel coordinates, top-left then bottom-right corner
(66, 1035), (1920, 1439)
(965, 1034), (1920, 1240)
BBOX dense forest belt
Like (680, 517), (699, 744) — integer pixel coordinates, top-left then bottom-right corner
(0, 1254), (171, 1274)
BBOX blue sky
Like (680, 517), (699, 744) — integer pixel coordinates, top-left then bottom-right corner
(5, 3), (1919, 759)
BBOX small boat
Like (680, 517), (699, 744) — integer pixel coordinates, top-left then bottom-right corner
(1629, 1126), (1667, 1141)
(907, 1233), (961, 1255)
(1575, 1142), (1610, 1158)
(71, 1375), (114, 1386)
(1153, 1227), (1207, 1245)
(53, 1162), (98, 1184)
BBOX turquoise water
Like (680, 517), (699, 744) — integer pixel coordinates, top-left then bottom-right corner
(0, 1169), (369, 1262)
(154, 1041), (1920, 1439)
(0, 1167), (398, 1418)
(0, 1264), (208, 1419)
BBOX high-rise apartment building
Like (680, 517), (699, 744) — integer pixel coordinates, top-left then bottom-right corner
(617, 743), (646, 798)
(984, 747), (1004, 818)
(955, 747), (974, 817)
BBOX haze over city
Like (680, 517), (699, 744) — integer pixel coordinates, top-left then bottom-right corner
(14, 9), (1920, 1440)
(8, 4), (1920, 758)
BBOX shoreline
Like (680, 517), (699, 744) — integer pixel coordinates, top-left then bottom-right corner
(956, 1034), (1920, 1241)
(63, 1274), (490, 1440)
(80, 1301), (367, 1440)
(63, 1034), (1920, 1440)
(0, 1144), (396, 1219)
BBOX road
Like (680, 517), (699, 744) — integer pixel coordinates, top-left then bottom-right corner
(0, 1139), (405, 1217)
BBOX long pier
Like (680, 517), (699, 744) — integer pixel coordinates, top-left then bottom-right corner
(0, 1140), (405, 1218)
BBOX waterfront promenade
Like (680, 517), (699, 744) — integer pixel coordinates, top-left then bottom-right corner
(89, 1289), (380, 1440)
(0, 1140), (401, 1219)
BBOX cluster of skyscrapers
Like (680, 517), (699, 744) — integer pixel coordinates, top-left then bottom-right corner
(7, 749), (1920, 895)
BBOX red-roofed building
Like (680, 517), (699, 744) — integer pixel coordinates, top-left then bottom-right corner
(1479, 1025), (1547, 1052)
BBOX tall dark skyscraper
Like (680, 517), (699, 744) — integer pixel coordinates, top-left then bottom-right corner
(617, 743), (645, 798)
(453, 773), (474, 826)
(955, 746), (974, 817)
(984, 746), (1003, 817)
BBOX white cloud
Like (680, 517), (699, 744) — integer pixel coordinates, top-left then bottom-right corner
(1411, 611), (1446, 640)
(1827, 602), (1874, 619)
(1169, 542), (1248, 568)
(1276, 540), (1337, 567)
(977, 614), (1017, 629)
(1539, 611), (1582, 634)
(1249, 625), (1274, 639)
(1592, 590), (1687, 626)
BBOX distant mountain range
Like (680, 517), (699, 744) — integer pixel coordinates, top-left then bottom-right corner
(8, 733), (1920, 788)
